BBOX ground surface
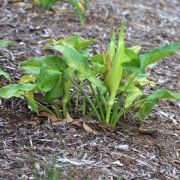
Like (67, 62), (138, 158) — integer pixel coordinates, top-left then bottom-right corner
(0, 0), (180, 179)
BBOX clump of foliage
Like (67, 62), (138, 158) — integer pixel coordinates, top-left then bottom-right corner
(82, 26), (180, 127)
(34, 0), (87, 25)
(0, 27), (180, 128)
(0, 35), (96, 118)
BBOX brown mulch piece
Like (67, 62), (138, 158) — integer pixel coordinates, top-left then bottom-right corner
(0, 0), (180, 179)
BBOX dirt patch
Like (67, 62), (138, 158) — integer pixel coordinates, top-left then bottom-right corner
(0, 0), (180, 179)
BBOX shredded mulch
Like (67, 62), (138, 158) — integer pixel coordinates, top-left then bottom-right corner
(0, 0), (180, 179)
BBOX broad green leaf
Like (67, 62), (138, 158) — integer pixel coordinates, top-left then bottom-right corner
(89, 63), (106, 74)
(122, 48), (141, 73)
(134, 77), (156, 87)
(140, 43), (180, 68)
(0, 69), (11, 81)
(0, 83), (36, 99)
(89, 54), (106, 73)
(20, 75), (35, 83)
(36, 64), (60, 92)
(125, 48), (138, 60)
(57, 35), (96, 50)
(25, 92), (38, 112)
(125, 87), (142, 108)
(139, 88), (180, 117)
(90, 54), (103, 64)
(48, 45), (87, 73)
(122, 57), (141, 73)
(129, 46), (141, 54)
(21, 56), (66, 75)
(123, 43), (180, 73)
(45, 76), (63, 103)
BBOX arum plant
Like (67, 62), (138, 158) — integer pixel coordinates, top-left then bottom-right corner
(0, 31), (179, 129)
(0, 35), (97, 119)
(34, 0), (88, 25)
(69, 0), (87, 25)
(84, 26), (180, 128)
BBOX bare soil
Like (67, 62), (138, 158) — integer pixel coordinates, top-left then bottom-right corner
(0, 0), (180, 179)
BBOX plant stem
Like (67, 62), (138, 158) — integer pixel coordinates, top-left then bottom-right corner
(106, 95), (114, 123)
(74, 81), (102, 122)
(111, 72), (138, 123)
(112, 108), (126, 128)
(36, 102), (56, 116)
(89, 83), (105, 121)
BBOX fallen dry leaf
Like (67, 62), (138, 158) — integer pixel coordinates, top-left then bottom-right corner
(70, 120), (82, 127)
(52, 121), (66, 126)
(66, 112), (73, 123)
(40, 112), (59, 123)
(13, 2), (33, 9)
(83, 122), (97, 135)
(98, 123), (115, 132)
(26, 121), (38, 128)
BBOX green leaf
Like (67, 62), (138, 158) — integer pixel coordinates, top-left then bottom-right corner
(125, 86), (142, 108)
(36, 64), (61, 92)
(128, 46), (141, 54)
(48, 45), (88, 73)
(139, 88), (180, 117)
(123, 43), (180, 73)
(87, 76), (106, 94)
(122, 48), (141, 73)
(140, 43), (180, 68)
(107, 30), (116, 61)
(134, 77), (156, 87)
(45, 76), (63, 103)
(0, 83), (36, 99)
(104, 25), (125, 123)
(0, 69), (11, 81)
(25, 92), (39, 113)
(21, 56), (66, 75)
(39, 0), (57, 8)
(90, 54), (103, 64)
(57, 35), (96, 50)
(89, 63), (106, 74)
(105, 25), (125, 100)
(20, 75), (35, 83)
